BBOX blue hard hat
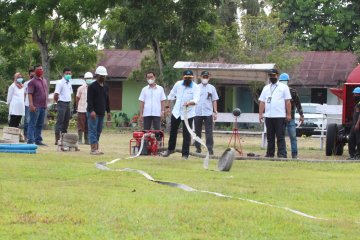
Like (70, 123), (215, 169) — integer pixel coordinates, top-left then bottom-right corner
(279, 73), (290, 81)
(353, 87), (360, 94)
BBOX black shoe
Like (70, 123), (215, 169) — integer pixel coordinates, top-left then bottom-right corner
(182, 155), (189, 160)
(209, 150), (214, 156)
(292, 154), (298, 159)
(195, 149), (201, 153)
(264, 154), (274, 158)
(36, 142), (48, 146)
(161, 150), (174, 157)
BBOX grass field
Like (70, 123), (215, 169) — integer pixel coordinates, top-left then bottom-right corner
(1, 129), (359, 239)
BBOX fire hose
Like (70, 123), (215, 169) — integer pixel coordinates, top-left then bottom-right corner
(94, 110), (329, 221)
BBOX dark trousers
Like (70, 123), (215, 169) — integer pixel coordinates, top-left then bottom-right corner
(348, 127), (360, 157)
(194, 115), (214, 153)
(143, 116), (161, 130)
(265, 117), (287, 158)
(55, 101), (71, 135)
(168, 114), (194, 157)
(9, 115), (22, 128)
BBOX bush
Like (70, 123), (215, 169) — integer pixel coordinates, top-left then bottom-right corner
(0, 102), (9, 124)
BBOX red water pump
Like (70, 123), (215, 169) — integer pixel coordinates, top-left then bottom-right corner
(129, 130), (164, 156)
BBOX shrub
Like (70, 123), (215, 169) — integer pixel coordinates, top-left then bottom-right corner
(0, 102), (9, 124)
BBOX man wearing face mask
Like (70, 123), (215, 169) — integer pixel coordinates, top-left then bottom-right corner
(76, 72), (94, 144)
(138, 71), (166, 130)
(27, 64), (49, 146)
(258, 69), (291, 158)
(278, 73), (304, 159)
(348, 87), (360, 160)
(162, 70), (200, 160)
(54, 67), (73, 145)
(194, 71), (219, 155)
(6, 72), (25, 128)
(87, 66), (111, 155)
(23, 68), (35, 141)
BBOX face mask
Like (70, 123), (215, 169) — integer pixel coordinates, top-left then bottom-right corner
(183, 79), (192, 86)
(354, 96), (360, 103)
(86, 79), (94, 85)
(269, 77), (278, 84)
(64, 74), (71, 81)
(98, 76), (106, 83)
(201, 78), (208, 84)
(147, 79), (155, 85)
(17, 78), (23, 83)
(279, 80), (288, 85)
(35, 69), (43, 77)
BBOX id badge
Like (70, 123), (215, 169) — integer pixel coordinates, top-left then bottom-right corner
(267, 97), (272, 103)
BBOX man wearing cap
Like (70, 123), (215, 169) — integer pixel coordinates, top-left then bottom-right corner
(348, 87), (360, 159)
(162, 70), (200, 159)
(54, 67), (73, 145)
(76, 72), (94, 144)
(279, 73), (304, 159)
(194, 71), (219, 155)
(259, 69), (291, 158)
(138, 71), (166, 130)
(87, 66), (111, 155)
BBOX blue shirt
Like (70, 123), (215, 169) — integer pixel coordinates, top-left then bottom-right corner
(195, 83), (219, 116)
(168, 80), (200, 120)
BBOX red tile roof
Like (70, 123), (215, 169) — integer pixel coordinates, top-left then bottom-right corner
(287, 51), (358, 87)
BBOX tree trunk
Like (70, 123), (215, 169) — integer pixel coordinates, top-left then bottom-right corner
(32, 30), (51, 83)
(152, 38), (165, 74)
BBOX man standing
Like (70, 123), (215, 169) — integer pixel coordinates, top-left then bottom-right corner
(87, 66), (111, 155)
(27, 64), (48, 146)
(194, 71), (219, 155)
(54, 67), (73, 145)
(162, 70), (200, 159)
(258, 69), (291, 158)
(348, 87), (360, 160)
(76, 72), (94, 144)
(138, 71), (166, 130)
(278, 73), (304, 159)
(23, 68), (35, 141)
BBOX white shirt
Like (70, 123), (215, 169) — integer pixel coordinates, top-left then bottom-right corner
(54, 78), (73, 102)
(259, 82), (291, 118)
(23, 80), (31, 107)
(139, 84), (166, 117)
(7, 83), (25, 116)
(168, 80), (200, 120)
(195, 83), (219, 116)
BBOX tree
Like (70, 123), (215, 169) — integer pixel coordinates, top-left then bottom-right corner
(102, 0), (221, 86)
(270, 0), (360, 51)
(0, 0), (115, 81)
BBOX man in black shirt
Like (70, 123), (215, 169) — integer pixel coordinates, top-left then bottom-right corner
(87, 66), (111, 155)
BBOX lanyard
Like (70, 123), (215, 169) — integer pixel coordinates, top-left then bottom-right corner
(270, 84), (278, 96)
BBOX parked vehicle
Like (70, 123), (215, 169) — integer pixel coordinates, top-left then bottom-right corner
(295, 103), (325, 137)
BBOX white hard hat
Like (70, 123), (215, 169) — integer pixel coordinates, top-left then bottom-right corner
(84, 72), (93, 79)
(95, 66), (108, 76)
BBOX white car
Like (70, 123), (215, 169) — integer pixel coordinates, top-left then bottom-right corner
(295, 103), (326, 136)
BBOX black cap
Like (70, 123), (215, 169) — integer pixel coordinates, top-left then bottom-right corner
(201, 71), (210, 76)
(268, 69), (279, 75)
(183, 70), (193, 77)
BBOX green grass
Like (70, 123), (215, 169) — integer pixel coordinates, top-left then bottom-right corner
(0, 130), (359, 239)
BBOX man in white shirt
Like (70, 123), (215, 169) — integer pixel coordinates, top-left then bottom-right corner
(162, 70), (200, 159)
(54, 67), (73, 145)
(23, 68), (35, 141)
(194, 71), (219, 155)
(138, 71), (166, 130)
(258, 69), (291, 158)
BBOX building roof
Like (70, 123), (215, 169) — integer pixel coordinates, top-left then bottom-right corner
(288, 51), (358, 87)
(173, 61), (276, 84)
(97, 49), (148, 80)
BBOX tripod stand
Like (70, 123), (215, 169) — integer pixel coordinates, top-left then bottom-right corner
(228, 116), (243, 155)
